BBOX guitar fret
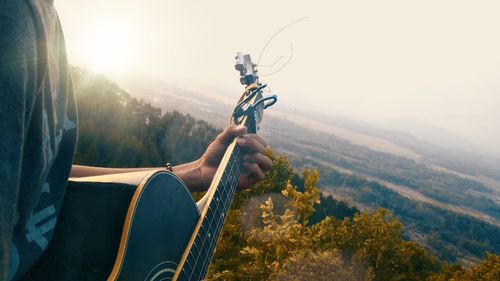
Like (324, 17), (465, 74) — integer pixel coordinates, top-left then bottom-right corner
(208, 206), (215, 217)
(193, 259), (204, 281)
(190, 234), (203, 266)
(202, 215), (226, 278)
(199, 225), (207, 239)
(194, 224), (213, 277)
(196, 232), (203, 245)
(187, 265), (200, 281)
(200, 241), (209, 261)
(180, 267), (190, 281)
(184, 254), (195, 273)
(213, 202), (222, 219)
(190, 241), (200, 260)
(184, 147), (243, 281)
(189, 245), (207, 281)
(216, 207), (226, 231)
(200, 247), (212, 277)
(199, 256), (211, 280)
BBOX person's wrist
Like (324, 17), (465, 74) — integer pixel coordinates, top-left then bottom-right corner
(185, 159), (206, 192)
(192, 159), (205, 190)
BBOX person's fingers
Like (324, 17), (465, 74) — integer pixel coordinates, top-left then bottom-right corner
(242, 153), (273, 172)
(216, 125), (247, 145)
(243, 134), (267, 148)
(243, 177), (258, 188)
(242, 162), (266, 181)
(236, 134), (266, 154)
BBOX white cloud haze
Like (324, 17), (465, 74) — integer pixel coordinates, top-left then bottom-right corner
(56, 0), (500, 156)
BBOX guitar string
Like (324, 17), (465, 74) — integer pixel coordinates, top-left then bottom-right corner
(202, 158), (240, 277)
(187, 148), (240, 280)
(198, 155), (240, 277)
(198, 150), (240, 278)
(197, 174), (234, 279)
(191, 153), (239, 279)
(187, 158), (235, 280)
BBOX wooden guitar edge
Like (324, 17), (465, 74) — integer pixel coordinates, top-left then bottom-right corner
(106, 170), (161, 281)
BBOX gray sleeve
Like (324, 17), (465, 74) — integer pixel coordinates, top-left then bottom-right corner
(0, 1), (39, 278)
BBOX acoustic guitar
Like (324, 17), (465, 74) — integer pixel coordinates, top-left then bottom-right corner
(22, 53), (277, 281)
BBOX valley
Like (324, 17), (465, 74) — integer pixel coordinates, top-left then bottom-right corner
(115, 77), (500, 262)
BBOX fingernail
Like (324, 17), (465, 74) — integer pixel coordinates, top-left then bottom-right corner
(237, 138), (246, 145)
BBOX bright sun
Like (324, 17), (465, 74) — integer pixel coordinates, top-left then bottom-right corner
(80, 20), (139, 74)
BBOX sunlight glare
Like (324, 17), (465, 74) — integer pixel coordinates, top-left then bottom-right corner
(81, 20), (139, 74)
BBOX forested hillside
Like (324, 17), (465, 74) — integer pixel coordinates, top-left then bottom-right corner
(72, 68), (500, 280)
(292, 158), (500, 263)
(267, 118), (500, 222)
(72, 67), (219, 167)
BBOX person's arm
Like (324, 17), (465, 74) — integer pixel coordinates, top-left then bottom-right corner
(70, 161), (205, 192)
(70, 165), (161, 177)
(70, 125), (272, 192)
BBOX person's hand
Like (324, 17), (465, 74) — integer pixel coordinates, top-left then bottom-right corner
(197, 125), (273, 189)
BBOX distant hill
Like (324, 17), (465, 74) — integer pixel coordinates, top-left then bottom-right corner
(115, 77), (500, 216)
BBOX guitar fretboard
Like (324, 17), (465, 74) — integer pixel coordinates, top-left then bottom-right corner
(177, 145), (241, 280)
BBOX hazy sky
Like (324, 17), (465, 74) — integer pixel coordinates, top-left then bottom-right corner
(55, 0), (500, 155)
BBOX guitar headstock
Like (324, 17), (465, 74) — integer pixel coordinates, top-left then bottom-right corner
(233, 52), (277, 133)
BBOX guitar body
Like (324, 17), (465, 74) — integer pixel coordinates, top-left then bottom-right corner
(109, 171), (200, 281)
(23, 171), (200, 281)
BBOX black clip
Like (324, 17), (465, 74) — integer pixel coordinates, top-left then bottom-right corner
(232, 84), (277, 133)
(254, 95), (278, 110)
(235, 84), (268, 110)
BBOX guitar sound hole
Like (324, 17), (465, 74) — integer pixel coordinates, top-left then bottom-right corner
(145, 261), (178, 281)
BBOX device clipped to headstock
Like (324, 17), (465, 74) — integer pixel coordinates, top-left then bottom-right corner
(233, 53), (277, 133)
(235, 52), (259, 86)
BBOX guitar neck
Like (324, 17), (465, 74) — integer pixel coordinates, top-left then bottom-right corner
(173, 82), (268, 281)
(173, 141), (242, 281)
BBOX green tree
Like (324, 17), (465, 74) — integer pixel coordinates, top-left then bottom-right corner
(208, 149), (297, 280)
(72, 67), (218, 167)
(282, 169), (321, 225)
(429, 253), (500, 281)
(467, 253), (500, 281)
(275, 250), (373, 281)
(332, 209), (439, 281)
